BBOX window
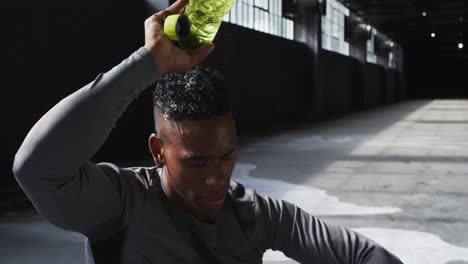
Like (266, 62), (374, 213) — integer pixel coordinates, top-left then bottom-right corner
(387, 41), (397, 68)
(223, 0), (294, 40)
(388, 52), (394, 68)
(321, 0), (349, 56)
(366, 28), (377, 63)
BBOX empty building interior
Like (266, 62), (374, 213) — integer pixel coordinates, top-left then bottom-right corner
(3, 0), (468, 263)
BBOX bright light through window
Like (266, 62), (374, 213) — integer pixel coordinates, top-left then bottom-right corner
(366, 28), (377, 63)
(224, 0), (295, 40)
(321, 0), (350, 56)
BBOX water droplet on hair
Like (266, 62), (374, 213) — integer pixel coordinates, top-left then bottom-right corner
(178, 122), (184, 134)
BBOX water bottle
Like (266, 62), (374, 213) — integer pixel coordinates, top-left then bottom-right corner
(164, 0), (236, 52)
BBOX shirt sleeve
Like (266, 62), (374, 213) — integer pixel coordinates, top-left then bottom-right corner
(254, 194), (403, 264)
(12, 47), (160, 240)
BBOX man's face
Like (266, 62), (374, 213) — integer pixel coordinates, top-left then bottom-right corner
(150, 112), (237, 222)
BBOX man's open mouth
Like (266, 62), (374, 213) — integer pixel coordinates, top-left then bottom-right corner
(200, 192), (226, 208)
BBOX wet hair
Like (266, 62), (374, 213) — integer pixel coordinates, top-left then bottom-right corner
(152, 66), (232, 122)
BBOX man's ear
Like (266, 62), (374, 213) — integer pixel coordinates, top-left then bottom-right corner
(149, 133), (165, 168)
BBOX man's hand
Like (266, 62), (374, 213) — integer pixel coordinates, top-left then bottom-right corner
(143, 0), (215, 76)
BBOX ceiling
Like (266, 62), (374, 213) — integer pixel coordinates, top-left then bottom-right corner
(340, 0), (468, 57)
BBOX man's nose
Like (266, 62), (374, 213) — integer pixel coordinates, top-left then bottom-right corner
(204, 161), (229, 186)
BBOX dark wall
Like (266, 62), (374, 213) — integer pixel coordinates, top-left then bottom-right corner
(363, 63), (385, 108)
(406, 47), (468, 99)
(315, 49), (398, 117)
(7, 0), (148, 158)
(5, 0), (148, 210)
(385, 69), (398, 104)
(317, 50), (355, 116)
(205, 23), (314, 133)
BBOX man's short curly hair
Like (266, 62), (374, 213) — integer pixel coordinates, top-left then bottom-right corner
(152, 66), (232, 122)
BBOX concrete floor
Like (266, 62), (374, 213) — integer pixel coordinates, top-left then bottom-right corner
(2, 100), (468, 263)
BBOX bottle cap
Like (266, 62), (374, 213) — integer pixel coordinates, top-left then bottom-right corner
(164, 14), (191, 41)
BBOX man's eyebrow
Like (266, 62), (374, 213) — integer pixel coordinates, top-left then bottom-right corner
(182, 155), (208, 161)
(222, 146), (236, 156)
(181, 151), (209, 161)
(181, 146), (237, 160)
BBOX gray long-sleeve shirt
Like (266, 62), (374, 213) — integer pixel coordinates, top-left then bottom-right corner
(13, 47), (403, 264)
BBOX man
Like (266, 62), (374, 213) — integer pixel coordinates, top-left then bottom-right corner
(13, 0), (403, 263)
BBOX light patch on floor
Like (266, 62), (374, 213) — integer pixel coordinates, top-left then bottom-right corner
(354, 228), (468, 264)
(233, 163), (468, 263)
(232, 163), (401, 215)
(263, 229), (468, 264)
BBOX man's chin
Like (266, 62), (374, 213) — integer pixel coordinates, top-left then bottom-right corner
(192, 206), (223, 223)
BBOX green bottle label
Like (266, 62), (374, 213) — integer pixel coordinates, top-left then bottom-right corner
(164, 0), (236, 52)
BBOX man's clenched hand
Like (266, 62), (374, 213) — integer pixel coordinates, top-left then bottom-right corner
(143, 0), (215, 76)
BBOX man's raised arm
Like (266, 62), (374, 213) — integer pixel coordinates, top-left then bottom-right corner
(12, 0), (214, 238)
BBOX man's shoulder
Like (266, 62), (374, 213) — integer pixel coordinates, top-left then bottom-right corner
(228, 179), (292, 217)
(96, 162), (160, 190)
(227, 180), (272, 240)
(228, 180), (257, 204)
(227, 180), (262, 224)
